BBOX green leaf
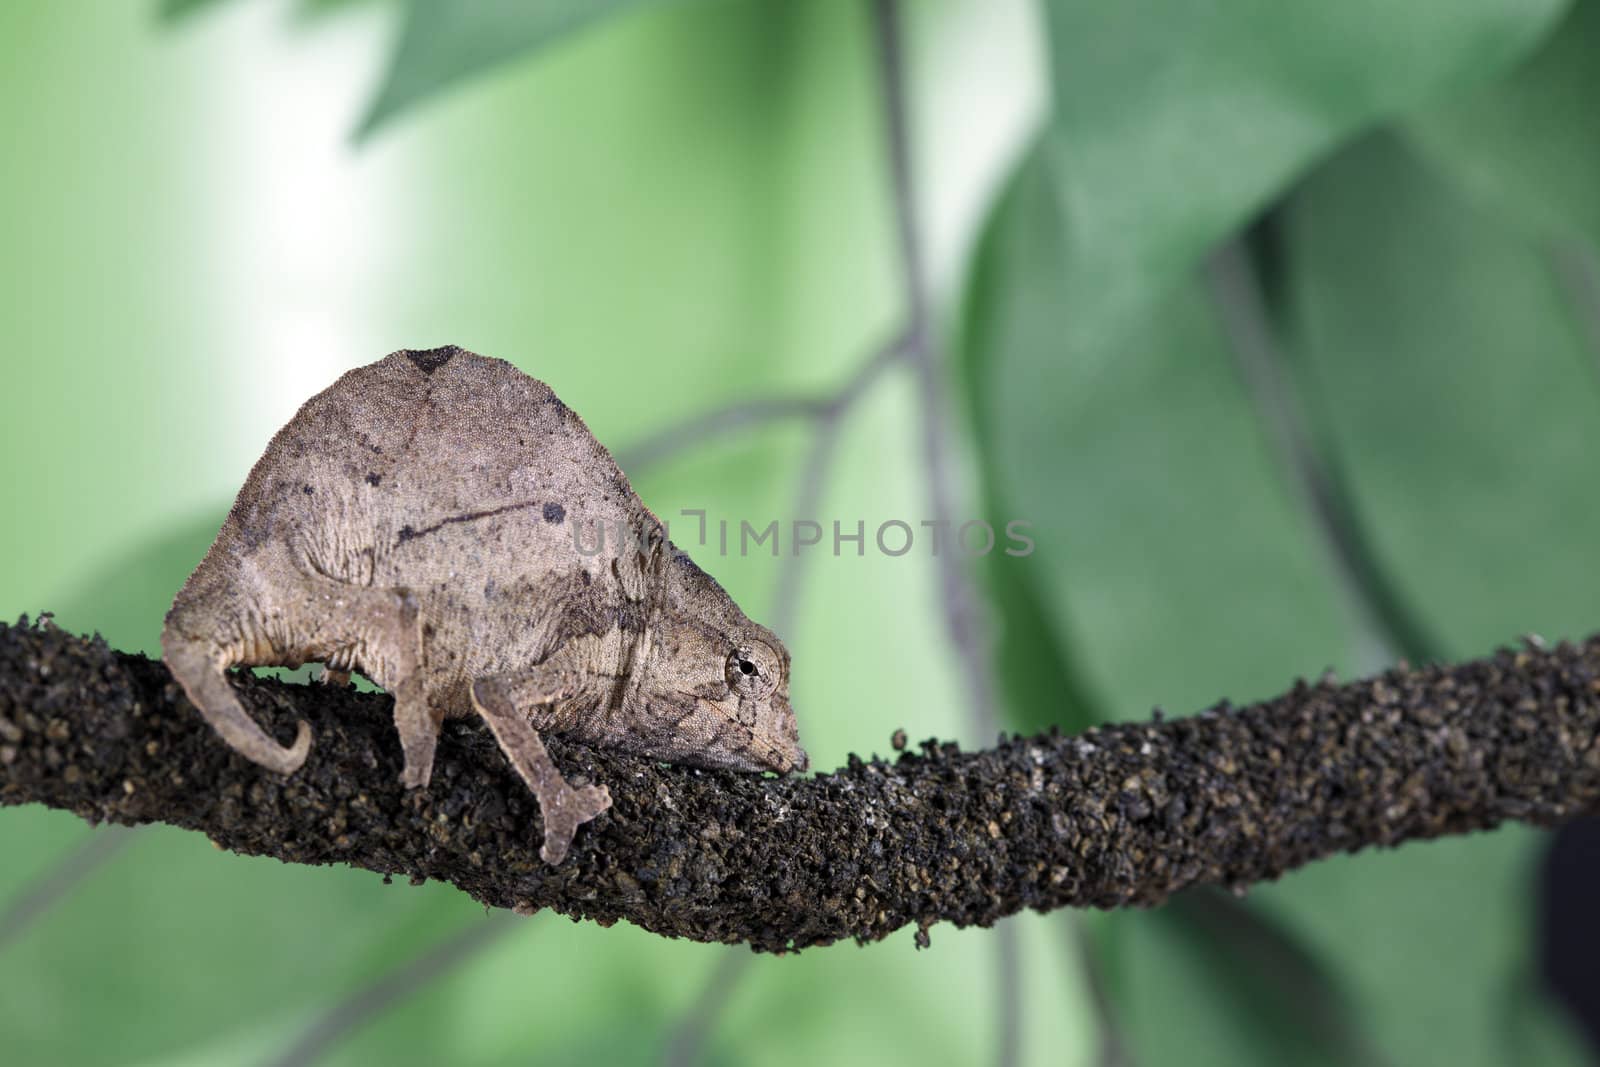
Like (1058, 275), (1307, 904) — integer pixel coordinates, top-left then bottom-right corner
(963, 149), (1382, 1064)
(958, 159), (1101, 739)
(156, 0), (232, 21)
(968, 0), (1572, 721)
(1033, 0), (1569, 355)
(1406, 1), (1600, 243)
(1113, 893), (1382, 1067)
(959, 122), (1597, 1065)
(966, 144), (1359, 722)
(359, 0), (677, 136)
(1502, 963), (1592, 1066)
(1250, 828), (1580, 1067)
(1279, 132), (1600, 657)
(964, 155), (1381, 1063)
(1228, 130), (1600, 1067)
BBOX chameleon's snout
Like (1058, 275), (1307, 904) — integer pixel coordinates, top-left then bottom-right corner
(768, 693), (808, 774)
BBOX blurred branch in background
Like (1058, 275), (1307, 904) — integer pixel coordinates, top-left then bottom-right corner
(1062, 917), (1135, 1067)
(768, 335), (908, 638)
(267, 912), (519, 1067)
(1163, 891), (1389, 1067)
(6, 619), (1600, 952)
(615, 396), (827, 474)
(0, 826), (134, 955)
(662, 948), (752, 1067)
(870, 0), (1019, 1062)
(1193, 230), (1441, 1064)
(1205, 236), (1435, 673)
(1549, 238), (1600, 387)
(615, 336), (905, 480)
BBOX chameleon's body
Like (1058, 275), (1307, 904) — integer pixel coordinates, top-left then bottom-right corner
(162, 346), (806, 863)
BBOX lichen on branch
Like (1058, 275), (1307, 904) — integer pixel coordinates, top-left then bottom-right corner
(2, 618), (1598, 952)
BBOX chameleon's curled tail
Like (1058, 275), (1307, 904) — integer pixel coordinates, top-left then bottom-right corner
(161, 626), (312, 775)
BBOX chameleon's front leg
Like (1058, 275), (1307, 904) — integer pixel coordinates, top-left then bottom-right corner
(469, 674), (612, 864)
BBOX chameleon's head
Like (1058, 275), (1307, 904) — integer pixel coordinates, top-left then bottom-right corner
(644, 546), (808, 775)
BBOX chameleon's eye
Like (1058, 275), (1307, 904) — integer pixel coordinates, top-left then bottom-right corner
(726, 641), (779, 698)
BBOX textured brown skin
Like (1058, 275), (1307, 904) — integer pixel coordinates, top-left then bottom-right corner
(161, 346), (807, 863)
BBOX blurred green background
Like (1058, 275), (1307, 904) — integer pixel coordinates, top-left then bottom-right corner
(4, 0), (1600, 1064)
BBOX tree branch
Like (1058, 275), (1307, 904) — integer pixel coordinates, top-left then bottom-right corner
(4, 617), (1599, 953)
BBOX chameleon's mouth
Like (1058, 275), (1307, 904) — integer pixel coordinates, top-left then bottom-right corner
(727, 728), (809, 775)
(683, 738), (808, 775)
(671, 691), (808, 774)
(763, 704), (808, 774)
(740, 733), (807, 775)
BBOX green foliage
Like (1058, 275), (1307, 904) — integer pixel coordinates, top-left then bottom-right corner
(1276, 131), (1600, 658)
(157, 0), (229, 20)
(360, 0), (676, 135)
(1025, 0), (1567, 363)
(1111, 894), (1381, 1067)
(1407, 1), (1600, 243)
(958, 2), (1595, 1063)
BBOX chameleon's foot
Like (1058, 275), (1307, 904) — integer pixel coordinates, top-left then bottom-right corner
(394, 676), (438, 791)
(470, 675), (612, 865)
(537, 781), (612, 865)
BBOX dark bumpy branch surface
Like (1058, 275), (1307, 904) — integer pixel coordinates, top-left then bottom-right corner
(4, 618), (1600, 953)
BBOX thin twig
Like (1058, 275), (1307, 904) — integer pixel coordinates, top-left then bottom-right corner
(0, 827), (134, 954)
(871, 0), (997, 751)
(616, 340), (908, 479)
(772, 336), (908, 637)
(1062, 918), (1135, 1067)
(871, 3), (1017, 1064)
(5, 621), (1600, 950)
(660, 949), (753, 1067)
(615, 397), (827, 474)
(266, 913), (518, 1067)
(1549, 237), (1600, 389)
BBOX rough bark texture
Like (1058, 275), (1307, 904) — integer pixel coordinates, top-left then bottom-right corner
(3, 617), (1599, 952)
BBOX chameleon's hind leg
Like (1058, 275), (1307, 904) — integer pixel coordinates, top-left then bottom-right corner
(163, 546), (432, 785)
(470, 673), (611, 864)
(274, 577), (437, 788)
